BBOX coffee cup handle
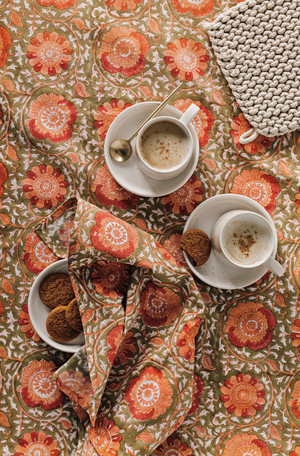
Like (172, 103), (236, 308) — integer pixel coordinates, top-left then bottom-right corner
(263, 256), (285, 277)
(179, 104), (200, 126)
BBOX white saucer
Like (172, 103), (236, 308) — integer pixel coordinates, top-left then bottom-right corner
(28, 259), (85, 353)
(104, 102), (199, 198)
(183, 195), (278, 290)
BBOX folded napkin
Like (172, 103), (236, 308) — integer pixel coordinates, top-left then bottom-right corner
(36, 197), (206, 456)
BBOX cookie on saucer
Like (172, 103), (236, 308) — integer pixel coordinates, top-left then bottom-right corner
(65, 298), (83, 332)
(46, 306), (80, 342)
(180, 229), (211, 267)
(39, 273), (75, 309)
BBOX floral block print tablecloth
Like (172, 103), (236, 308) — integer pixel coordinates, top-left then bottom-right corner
(1, 0), (300, 455)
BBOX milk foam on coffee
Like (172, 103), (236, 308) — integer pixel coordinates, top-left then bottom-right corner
(140, 121), (189, 170)
(224, 220), (271, 265)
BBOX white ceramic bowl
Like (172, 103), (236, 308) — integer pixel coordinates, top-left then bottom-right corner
(28, 259), (85, 353)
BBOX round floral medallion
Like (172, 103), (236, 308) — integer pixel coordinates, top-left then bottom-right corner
(164, 38), (209, 81)
(93, 99), (132, 141)
(90, 212), (140, 259)
(18, 359), (64, 410)
(161, 175), (204, 215)
(18, 304), (40, 341)
(230, 169), (281, 214)
(0, 26), (12, 68)
(224, 302), (277, 351)
(230, 113), (274, 154)
(0, 162), (8, 199)
(57, 370), (93, 409)
(36, 0), (77, 9)
(220, 372), (266, 417)
(88, 416), (122, 456)
(289, 379), (300, 421)
(170, 0), (214, 17)
(91, 164), (139, 209)
(106, 323), (124, 366)
(103, 0), (142, 12)
(222, 433), (272, 456)
(23, 164), (68, 209)
(153, 436), (193, 456)
(125, 366), (173, 420)
(176, 317), (201, 363)
(291, 319), (300, 352)
(22, 232), (58, 273)
(91, 261), (128, 299)
(98, 26), (150, 76)
(290, 448), (300, 456)
(14, 431), (60, 456)
(26, 30), (72, 76)
(26, 93), (77, 143)
(107, 323), (136, 366)
(141, 282), (182, 327)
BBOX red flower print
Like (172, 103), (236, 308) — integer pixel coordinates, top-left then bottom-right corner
(90, 212), (140, 259)
(22, 232), (58, 273)
(18, 359), (64, 410)
(230, 169), (281, 214)
(88, 416), (122, 456)
(26, 30), (72, 76)
(176, 317), (201, 363)
(59, 216), (74, 249)
(188, 374), (204, 415)
(23, 164), (69, 209)
(164, 38), (209, 81)
(107, 323), (124, 366)
(56, 370), (93, 410)
(125, 366), (173, 420)
(171, 0), (214, 17)
(230, 113), (274, 154)
(103, 0), (142, 12)
(0, 26), (12, 68)
(114, 331), (135, 366)
(92, 164), (139, 209)
(0, 109), (3, 126)
(163, 234), (189, 269)
(26, 93), (77, 143)
(220, 373), (266, 417)
(141, 282), (182, 328)
(36, 0), (77, 9)
(294, 188), (300, 215)
(153, 436), (193, 456)
(161, 176), (204, 215)
(224, 302), (277, 351)
(0, 162), (8, 199)
(289, 380), (300, 420)
(91, 261), (128, 299)
(14, 431), (60, 456)
(93, 99), (132, 141)
(223, 433), (272, 456)
(291, 319), (300, 352)
(18, 305), (40, 342)
(174, 98), (214, 147)
(290, 447), (300, 456)
(97, 27), (150, 77)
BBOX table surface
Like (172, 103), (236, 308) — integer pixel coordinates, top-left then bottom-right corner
(0, 0), (300, 455)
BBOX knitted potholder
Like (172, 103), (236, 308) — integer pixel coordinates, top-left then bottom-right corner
(204, 0), (300, 144)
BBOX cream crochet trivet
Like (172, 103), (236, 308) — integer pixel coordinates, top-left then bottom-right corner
(204, 0), (300, 144)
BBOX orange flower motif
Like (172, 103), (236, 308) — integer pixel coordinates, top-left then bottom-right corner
(91, 261), (128, 299)
(57, 370), (93, 410)
(93, 99), (132, 141)
(188, 374), (204, 415)
(290, 447), (300, 456)
(291, 319), (300, 352)
(125, 366), (173, 420)
(22, 232), (58, 273)
(106, 323), (124, 366)
(92, 164), (139, 209)
(14, 431), (60, 456)
(82, 439), (99, 456)
(0, 162), (8, 199)
(114, 331), (136, 366)
(0, 26), (12, 68)
(224, 302), (277, 351)
(98, 26), (150, 76)
(18, 359), (64, 410)
(141, 282), (182, 328)
(164, 38), (209, 81)
(171, 0), (214, 18)
(294, 188), (300, 215)
(289, 380), (300, 420)
(27, 93), (77, 143)
(174, 98), (214, 147)
(103, 0), (142, 11)
(59, 216), (74, 248)
(36, 0), (76, 9)
(230, 169), (281, 214)
(230, 113), (274, 154)
(88, 416), (122, 456)
(161, 175), (204, 215)
(26, 30), (72, 76)
(18, 304), (40, 341)
(23, 164), (69, 209)
(220, 373), (266, 417)
(222, 433), (272, 456)
(90, 212), (140, 259)
(163, 233), (189, 269)
(153, 436), (193, 456)
(176, 317), (201, 363)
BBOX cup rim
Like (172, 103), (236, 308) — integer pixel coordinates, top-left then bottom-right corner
(136, 116), (193, 174)
(220, 211), (274, 269)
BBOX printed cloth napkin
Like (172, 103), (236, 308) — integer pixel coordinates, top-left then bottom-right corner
(36, 197), (206, 456)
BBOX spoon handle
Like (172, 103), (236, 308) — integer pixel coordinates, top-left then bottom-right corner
(129, 81), (184, 141)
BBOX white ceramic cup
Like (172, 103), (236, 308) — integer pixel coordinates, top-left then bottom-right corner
(211, 210), (285, 276)
(135, 103), (200, 180)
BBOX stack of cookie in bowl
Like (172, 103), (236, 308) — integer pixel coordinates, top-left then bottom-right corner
(39, 273), (83, 343)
